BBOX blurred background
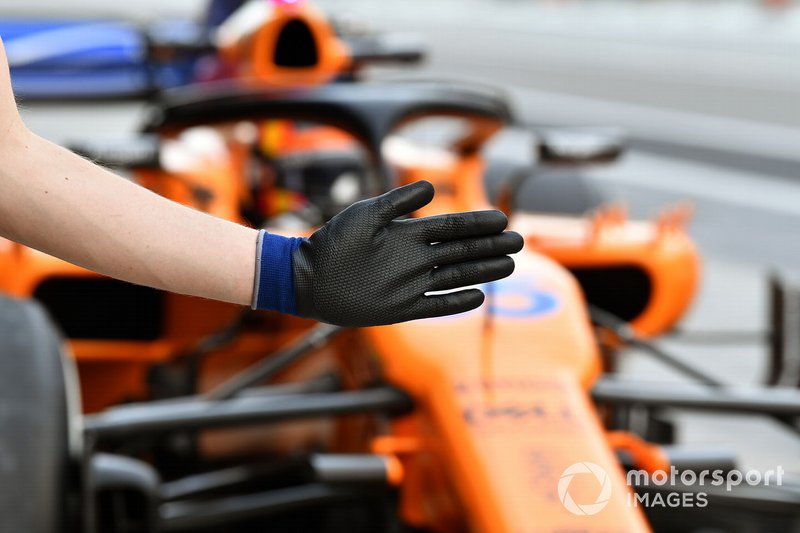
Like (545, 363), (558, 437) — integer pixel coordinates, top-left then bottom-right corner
(3, 0), (800, 472)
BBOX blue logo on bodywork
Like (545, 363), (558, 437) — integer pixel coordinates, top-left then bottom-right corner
(484, 278), (560, 318)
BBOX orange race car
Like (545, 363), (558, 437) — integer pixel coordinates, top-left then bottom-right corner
(3, 77), (800, 533)
(3, 1), (800, 533)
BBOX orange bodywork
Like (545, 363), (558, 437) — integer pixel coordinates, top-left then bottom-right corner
(607, 431), (671, 475)
(519, 206), (700, 337)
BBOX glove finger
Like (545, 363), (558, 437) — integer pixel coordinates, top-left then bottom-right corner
(371, 180), (435, 226)
(429, 231), (524, 266)
(429, 256), (515, 292)
(409, 289), (485, 321)
(405, 209), (509, 242)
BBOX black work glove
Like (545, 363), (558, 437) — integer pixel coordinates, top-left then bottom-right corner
(292, 180), (523, 327)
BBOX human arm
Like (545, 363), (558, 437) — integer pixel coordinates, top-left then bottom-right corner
(0, 40), (258, 306)
(0, 127), (260, 305)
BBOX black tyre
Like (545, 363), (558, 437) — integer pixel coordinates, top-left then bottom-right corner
(0, 295), (82, 533)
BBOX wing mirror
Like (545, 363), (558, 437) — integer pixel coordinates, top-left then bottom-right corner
(536, 127), (625, 166)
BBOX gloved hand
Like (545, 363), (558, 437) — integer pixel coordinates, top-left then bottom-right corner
(253, 180), (523, 327)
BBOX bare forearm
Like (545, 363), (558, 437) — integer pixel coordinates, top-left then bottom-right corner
(0, 127), (258, 305)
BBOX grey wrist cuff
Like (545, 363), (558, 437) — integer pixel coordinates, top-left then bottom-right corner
(251, 229), (267, 310)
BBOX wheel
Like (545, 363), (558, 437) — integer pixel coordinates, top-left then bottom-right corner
(0, 295), (82, 532)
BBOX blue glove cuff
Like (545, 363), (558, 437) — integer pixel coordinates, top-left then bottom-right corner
(251, 230), (307, 314)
